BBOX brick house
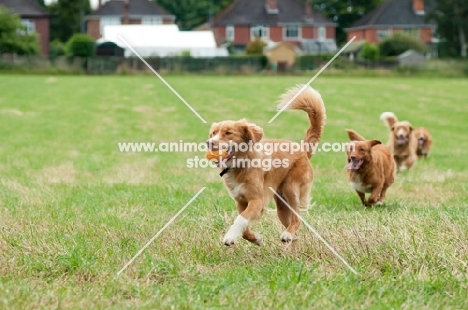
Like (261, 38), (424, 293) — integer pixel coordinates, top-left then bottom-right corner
(346, 0), (436, 44)
(0, 0), (50, 55)
(213, 0), (336, 50)
(86, 0), (175, 40)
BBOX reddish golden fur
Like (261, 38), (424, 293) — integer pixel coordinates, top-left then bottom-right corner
(380, 112), (417, 172)
(345, 129), (395, 207)
(207, 85), (326, 245)
(413, 127), (433, 158)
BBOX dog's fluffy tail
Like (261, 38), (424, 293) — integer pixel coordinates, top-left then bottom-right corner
(278, 84), (326, 158)
(380, 112), (398, 130)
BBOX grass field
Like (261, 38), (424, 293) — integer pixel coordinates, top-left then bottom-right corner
(0, 74), (467, 309)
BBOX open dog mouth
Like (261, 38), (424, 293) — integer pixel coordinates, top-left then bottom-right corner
(396, 136), (409, 145)
(217, 147), (235, 167)
(418, 138), (425, 146)
(207, 145), (236, 167)
(345, 158), (364, 170)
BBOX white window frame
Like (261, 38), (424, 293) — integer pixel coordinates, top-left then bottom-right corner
(378, 28), (391, 40)
(318, 26), (326, 41)
(226, 25), (235, 41)
(141, 16), (162, 25)
(284, 24), (300, 40)
(21, 19), (35, 34)
(250, 25), (269, 40)
(100, 17), (121, 35)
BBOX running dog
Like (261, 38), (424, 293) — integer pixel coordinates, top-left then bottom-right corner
(206, 85), (326, 246)
(345, 129), (395, 207)
(380, 112), (417, 172)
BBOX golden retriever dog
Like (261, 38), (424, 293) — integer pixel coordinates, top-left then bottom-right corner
(413, 127), (433, 158)
(380, 112), (417, 172)
(345, 129), (395, 207)
(206, 85), (326, 246)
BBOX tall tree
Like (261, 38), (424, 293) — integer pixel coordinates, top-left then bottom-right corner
(0, 6), (40, 55)
(34, 0), (46, 6)
(428, 0), (468, 57)
(154, 0), (233, 30)
(47, 0), (91, 43)
(311, 0), (386, 44)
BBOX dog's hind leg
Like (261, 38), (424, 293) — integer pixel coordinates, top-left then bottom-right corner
(278, 185), (302, 243)
(274, 193), (292, 229)
(299, 182), (312, 210)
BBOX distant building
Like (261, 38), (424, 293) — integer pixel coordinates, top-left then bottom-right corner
(346, 0), (436, 44)
(213, 0), (336, 52)
(86, 0), (175, 40)
(100, 25), (229, 58)
(0, 0), (50, 55)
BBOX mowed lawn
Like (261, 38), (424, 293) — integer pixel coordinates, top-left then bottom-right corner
(0, 74), (467, 309)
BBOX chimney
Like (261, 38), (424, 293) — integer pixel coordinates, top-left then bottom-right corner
(265, 0), (278, 14)
(413, 0), (425, 15)
(123, 0), (130, 24)
(98, 0), (102, 9)
(305, 0), (313, 21)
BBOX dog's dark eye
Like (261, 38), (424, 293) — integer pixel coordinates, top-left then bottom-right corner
(225, 131), (232, 135)
(360, 148), (365, 152)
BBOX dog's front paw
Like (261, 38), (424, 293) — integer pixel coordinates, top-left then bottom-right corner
(222, 228), (242, 246)
(222, 233), (239, 246)
(222, 215), (248, 246)
(280, 231), (294, 243)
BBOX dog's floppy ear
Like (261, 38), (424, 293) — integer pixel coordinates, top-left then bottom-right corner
(367, 140), (382, 147)
(239, 119), (263, 143)
(346, 129), (366, 141)
(244, 124), (263, 143)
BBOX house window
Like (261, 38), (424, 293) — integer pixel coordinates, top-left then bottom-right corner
(284, 25), (300, 39)
(318, 26), (326, 41)
(404, 28), (419, 38)
(21, 19), (35, 34)
(142, 16), (162, 25)
(378, 29), (390, 40)
(226, 25), (235, 41)
(100, 17), (121, 35)
(251, 25), (269, 40)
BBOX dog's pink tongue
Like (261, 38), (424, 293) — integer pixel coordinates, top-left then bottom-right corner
(344, 162), (354, 170)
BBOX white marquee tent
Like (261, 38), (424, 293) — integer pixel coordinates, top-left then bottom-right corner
(99, 25), (228, 58)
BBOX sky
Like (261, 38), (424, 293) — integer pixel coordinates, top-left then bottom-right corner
(44, 0), (100, 9)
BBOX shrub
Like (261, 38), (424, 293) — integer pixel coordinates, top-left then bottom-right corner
(379, 32), (428, 57)
(359, 43), (380, 61)
(66, 33), (95, 57)
(49, 40), (66, 58)
(245, 37), (266, 55)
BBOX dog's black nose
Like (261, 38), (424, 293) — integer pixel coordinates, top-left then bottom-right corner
(350, 155), (356, 161)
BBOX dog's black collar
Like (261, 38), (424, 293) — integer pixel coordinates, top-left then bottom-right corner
(219, 167), (230, 177)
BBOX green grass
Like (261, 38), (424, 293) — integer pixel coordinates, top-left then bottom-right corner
(0, 75), (467, 309)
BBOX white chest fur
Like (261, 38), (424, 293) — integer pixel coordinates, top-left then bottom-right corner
(225, 176), (245, 199)
(349, 174), (372, 193)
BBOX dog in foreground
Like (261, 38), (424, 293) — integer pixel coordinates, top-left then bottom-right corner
(206, 85), (326, 246)
(345, 129), (395, 206)
(380, 112), (418, 172)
